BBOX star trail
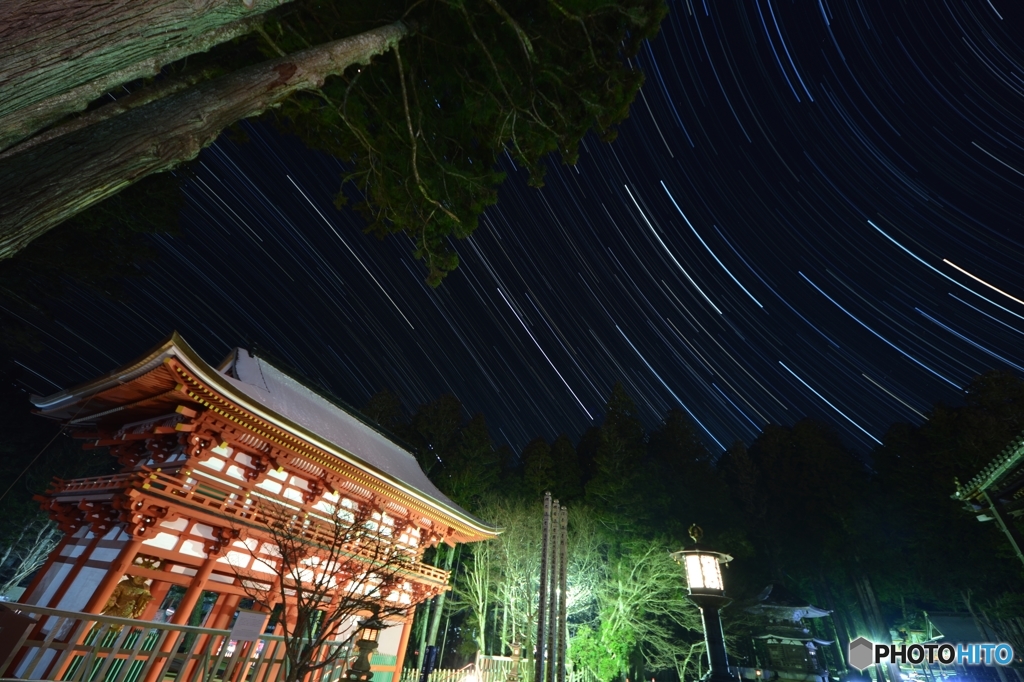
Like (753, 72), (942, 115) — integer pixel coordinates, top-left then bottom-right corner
(15, 0), (1024, 454)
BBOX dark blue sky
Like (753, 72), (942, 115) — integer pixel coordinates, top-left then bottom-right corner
(20, 0), (1024, 454)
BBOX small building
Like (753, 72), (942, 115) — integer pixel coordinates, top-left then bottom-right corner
(890, 612), (1004, 682)
(18, 333), (498, 682)
(739, 584), (834, 682)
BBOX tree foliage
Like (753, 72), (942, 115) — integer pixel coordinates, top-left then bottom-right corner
(572, 540), (702, 682)
(265, 0), (666, 284)
(2, 0), (667, 285)
(868, 371), (1024, 605)
(361, 374), (1024, 682)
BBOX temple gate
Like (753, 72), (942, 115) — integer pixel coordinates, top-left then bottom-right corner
(12, 333), (498, 681)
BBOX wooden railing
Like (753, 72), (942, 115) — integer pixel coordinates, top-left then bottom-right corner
(396, 658), (596, 682)
(45, 468), (449, 587)
(48, 473), (140, 497)
(0, 603), (358, 682)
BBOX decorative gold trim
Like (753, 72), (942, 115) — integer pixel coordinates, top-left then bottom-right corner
(35, 332), (499, 541)
(168, 360), (495, 541)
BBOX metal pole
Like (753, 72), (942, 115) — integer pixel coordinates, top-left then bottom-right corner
(689, 594), (732, 682)
(535, 493), (552, 682)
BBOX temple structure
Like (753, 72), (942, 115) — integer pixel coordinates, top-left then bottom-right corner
(954, 432), (1024, 567)
(739, 584), (834, 682)
(20, 333), (498, 682)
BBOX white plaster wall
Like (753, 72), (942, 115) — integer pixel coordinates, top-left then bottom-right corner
(377, 620), (404, 657)
(26, 561), (73, 606)
(90, 546), (124, 562)
(55, 565), (106, 612)
(18, 648), (57, 679)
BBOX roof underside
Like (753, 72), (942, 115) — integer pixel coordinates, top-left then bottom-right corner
(32, 333), (496, 538)
(745, 584), (830, 620)
(927, 615), (986, 644)
(955, 433), (1024, 506)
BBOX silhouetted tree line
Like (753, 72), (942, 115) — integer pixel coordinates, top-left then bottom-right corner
(1, 345), (1022, 680)
(358, 373), (1024, 680)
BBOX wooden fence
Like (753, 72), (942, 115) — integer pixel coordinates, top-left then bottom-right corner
(397, 656), (597, 682)
(0, 602), (358, 682)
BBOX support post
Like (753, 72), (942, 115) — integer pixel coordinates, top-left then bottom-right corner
(545, 500), (559, 682)
(139, 558), (178, 622)
(2, 529), (79, 681)
(209, 593), (241, 630)
(394, 612), (415, 675)
(44, 532), (143, 682)
(141, 578), (174, 622)
(535, 493), (552, 682)
(689, 593), (732, 682)
(142, 554), (218, 682)
(557, 507), (568, 682)
(981, 491), (1024, 567)
(83, 533), (143, 613)
(170, 555), (217, 625)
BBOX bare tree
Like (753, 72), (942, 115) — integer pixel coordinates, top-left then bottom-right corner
(487, 498), (542, 656)
(450, 532), (494, 655)
(0, 516), (61, 598)
(230, 491), (432, 682)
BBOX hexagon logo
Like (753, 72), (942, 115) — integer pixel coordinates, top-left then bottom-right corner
(848, 637), (875, 671)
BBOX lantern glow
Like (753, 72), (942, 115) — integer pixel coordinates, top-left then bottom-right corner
(683, 553), (724, 590)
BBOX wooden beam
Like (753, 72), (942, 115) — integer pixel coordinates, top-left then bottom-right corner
(981, 491), (1024, 568)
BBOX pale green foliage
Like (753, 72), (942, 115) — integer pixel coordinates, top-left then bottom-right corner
(451, 497), (542, 655)
(451, 499), (703, 680)
(570, 540), (702, 682)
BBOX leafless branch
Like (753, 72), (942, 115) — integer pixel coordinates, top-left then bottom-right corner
(229, 493), (426, 682)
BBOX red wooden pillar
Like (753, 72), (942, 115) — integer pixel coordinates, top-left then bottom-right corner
(393, 611), (415, 679)
(179, 586), (231, 682)
(261, 575), (287, 682)
(170, 555), (217, 626)
(143, 554), (218, 682)
(209, 593), (241, 630)
(44, 534), (143, 682)
(83, 535), (144, 614)
(42, 531), (107, 610)
(2, 531), (80, 681)
(141, 579), (174, 622)
(18, 529), (74, 605)
(140, 558), (179, 621)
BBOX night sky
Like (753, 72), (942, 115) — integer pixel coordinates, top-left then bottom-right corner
(17, 0), (1024, 455)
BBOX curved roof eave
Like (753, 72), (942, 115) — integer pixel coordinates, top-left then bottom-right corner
(32, 332), (499, 539)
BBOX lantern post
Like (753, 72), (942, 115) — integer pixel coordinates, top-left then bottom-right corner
(345, 607), (387, 682)
(671, 525), (734, 682)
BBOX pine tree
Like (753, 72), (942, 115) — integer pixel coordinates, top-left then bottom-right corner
(551, 433), (583, 501)
(0, 0), (668, 284)
(586, 383), (647, 523)
(522, 437), (554, 499)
